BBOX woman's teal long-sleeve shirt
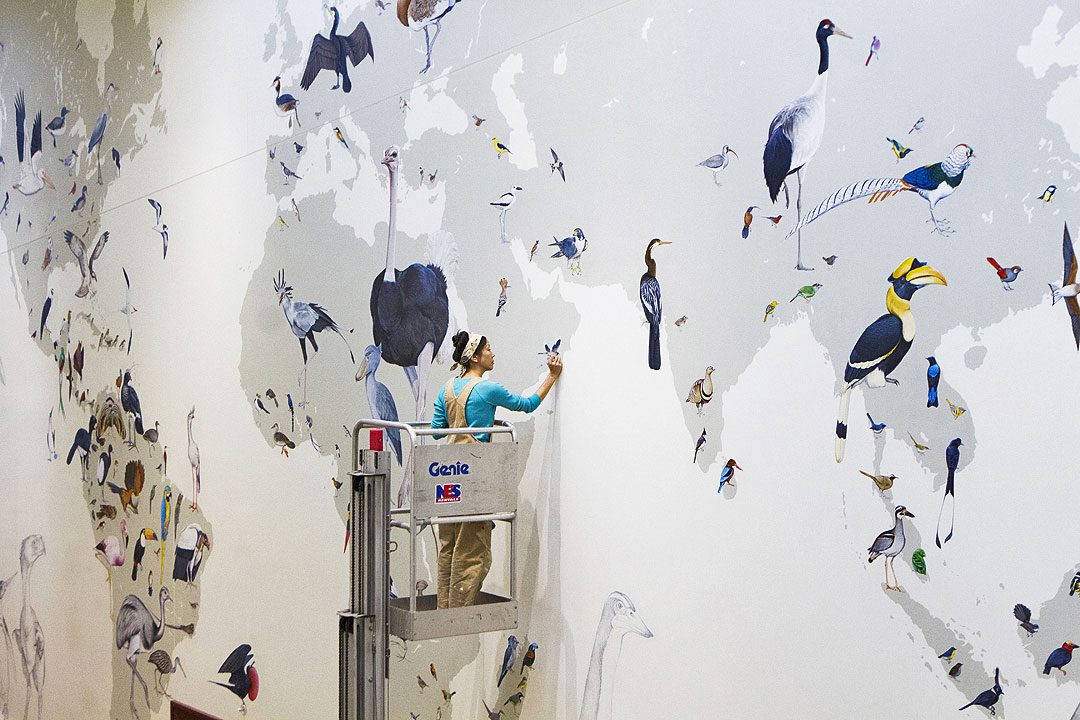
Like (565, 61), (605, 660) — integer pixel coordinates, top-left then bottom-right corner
(431, 379), (541, 442)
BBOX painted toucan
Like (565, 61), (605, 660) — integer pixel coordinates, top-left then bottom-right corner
(835, 258), (947, 462)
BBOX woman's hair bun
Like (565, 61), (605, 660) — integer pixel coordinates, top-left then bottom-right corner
(451, 330), (470, 362)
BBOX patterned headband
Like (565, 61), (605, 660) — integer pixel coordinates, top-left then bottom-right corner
(450, 332), (484, 376)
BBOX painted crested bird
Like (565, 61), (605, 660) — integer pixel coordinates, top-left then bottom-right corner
(640, 238), (671, 370)
(88, 107), (109, 185)
(865, 35), (880, 66)
(498, 635), (519, 687)
(12, 90), (54, 195)
(490, 186), (522, 244)
(579, 591), (652, 720)
(550, 147), (566, 180)
(550, 227), (587, 266)
(115, 587), (171, 719)
(867, 505), (914, 591)
(271, 77), (301, 127)
(790, 283), (822, 302)
(213, 644), (259, 714)
(764, 19), (852, 271)
(493, 136), (511, 158)
(742, 206), (757, 239)
(132, 528), (157, 582)
(717, 458), (741, 492)
(301, 6), (374, 92)
(867, 413), (886, 433)
(859, 469), (895, 493)
(763, 300), (778, 322)
(686, 366), (714, 414)
(936, 438), (962, 548)
(1014, 604), (1039, 635)
(887, 137), (912, 161)
(1040, 184), (1056, 203)
(271, 423), (295, 457)
(1045, 643), (1077, 676)
(986, 257), (1022, 290)
(834, 259), (946, 462)
(64, 229), (109, 298)
(1049, 223), (1080, 349)
(788, 144), (975, 239)
(46, 106), (69, 148)
(397, 0), (462, 74)
(959, 667), (1003, 715)
(698, 146), (738, 185)
(356, 344), (403, 464)
(693, 427), (707, 464)
(926, 356), (940, 408)
(496, 277), (509, 317)
(372, 147), (454, 425)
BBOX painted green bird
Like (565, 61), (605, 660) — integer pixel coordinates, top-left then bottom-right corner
(790, 283), (822, 302)
(912, 548), (927, 575)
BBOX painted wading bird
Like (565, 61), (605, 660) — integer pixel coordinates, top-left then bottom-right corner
(213, 645), (259, 714)
(867, 505), (914, 591)
(986, 257), (1022, 290)
(301, 6), (374, 93)
(834, 259), (947, 463)
(271, 77), (301, 127)
(397, 0), (462, 74)
(787, 144), (975, 239)
(686, 366), (714, 414)
(12, 91), (54, 196)
(88, 107), (109, 185)
(187, 406), (201, 511)
(356, 344), (403, 464)
(698, 146), (738, 185)
(1050, 222), (1080, 349)
(763, 19), (851, 271)
(935, 437), (962, 548)
(959, 667), (1003, 715)
(372, 147), (453, 424)
(94, 518), (128, 584)
(115, 587), (172, 720)
(490, 186), (522, 244)
(640, 238), (671, 370)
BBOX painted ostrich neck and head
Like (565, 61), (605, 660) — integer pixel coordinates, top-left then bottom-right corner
(381, 146), (401, 281)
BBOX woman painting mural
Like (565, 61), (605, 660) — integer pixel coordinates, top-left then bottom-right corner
(431, 330), (562, 608)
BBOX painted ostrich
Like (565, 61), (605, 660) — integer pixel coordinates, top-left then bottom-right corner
(579, 591), (653, 720)
(115, 587), (171, 720)
(13, 535), (45, 720)
(371, 146), (451, 423)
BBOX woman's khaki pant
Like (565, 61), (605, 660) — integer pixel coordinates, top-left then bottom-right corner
(437, 521), (493, 608)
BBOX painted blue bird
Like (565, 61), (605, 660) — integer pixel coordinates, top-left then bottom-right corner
(497, 635), (519, 687)
(926, 356), (940, 407)
(45, 106), (68, 148)
(866, 413), (886, 433)
(640, 238), (671, 370)
(959, 667), (1002, 714)
(718, 458), (742, 492)
(938, 646), (956, 662)
(356, 344), (403, 465)
(287, 393), (295, 432)
(789, 144), (975, 239)
(160, 482), (173, 583)
(936, 437), (962, 548)
(549, 227), (587, 265)
(71, 185), (87, 213)
(1044, 642), (1077, 675)
(834, 258), (947, 462)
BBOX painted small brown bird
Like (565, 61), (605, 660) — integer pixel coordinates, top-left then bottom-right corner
(529, 239), (538, 261)
(949, 662), (962, 678)
(429, 663), (437, 681)
(107, 459), (145, 514)
(674, 315), (688, 327)
(908, 432), (929, 453)
(859, 469), (896, 492)
(686, 366), (714, 414)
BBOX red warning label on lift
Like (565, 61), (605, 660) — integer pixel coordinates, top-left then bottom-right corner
(435, 484), (462, 503)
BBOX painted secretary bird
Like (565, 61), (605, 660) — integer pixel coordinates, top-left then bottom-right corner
(787, 144), (975, 239)
(275, 269), (354, 406)
(301, 6), (374, 93)
(763, 19), (851, 271)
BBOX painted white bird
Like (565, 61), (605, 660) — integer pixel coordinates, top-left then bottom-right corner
(490, 186), (522, 244)
(763, 19), (851, 271)
(12, 91), (54, 196)
(697, 146), (738, 185)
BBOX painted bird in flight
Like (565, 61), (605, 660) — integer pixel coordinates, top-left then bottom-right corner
(887, 137), (912, 161)
(986, 257), (1022, 290)
(865, 35), (880, 65)
(549, 148), (565, 181)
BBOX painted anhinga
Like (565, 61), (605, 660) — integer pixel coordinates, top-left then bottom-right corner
(835, 258), (947, 462)
(640, 238), (672, 371)
(300, 6), (374, 93)
(763, 19), (851, 271)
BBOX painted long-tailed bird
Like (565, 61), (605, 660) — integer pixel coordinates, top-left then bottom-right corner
(1050, 222), (1080, 350)
(693, 428), (706, 464)
(397, 0), (462, 74)
(213, 644), (259, 715)
(763, 19), (852, 271)
(1045, 642), (1078, 676)
(12, 90), (54, 196)
(356, 344), (403, 465)
(834, 258), (947, 462)
(959, 667), (1003, 715)
(300, 6), (374, 93)
(866, 413), (886, 433)
(986, 257), (1022, 290)
(787, 144), (975, 239)
(936, 437), (962, 548)
(497, 635), (519, 687)
(640, 238), (671, 370)
(867, 504), (914, 592)
(859, 469), (895, 493)
(1013, 604), (1039, 635)
(926, 356), (940, 408)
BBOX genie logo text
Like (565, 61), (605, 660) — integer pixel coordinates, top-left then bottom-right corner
(429, 461), (470, 477)
(436, 484), (462, 503)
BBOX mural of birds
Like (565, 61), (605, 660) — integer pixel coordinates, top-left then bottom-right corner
(936, 437), (962, 549)
(490, 186), (522, 244)
(959, 667), (1002, 714)
(698, 146), (738, 185)
(717, 458), (742, 492)
(834, 259), (946, 462)
(986, 257), (1022, 290)
(788, 144), (975, 238)
(212, 644), (259, 714)
(640, 239), (671, 370)
(497, 635), (519, 687)
(693, 428), (707, 464)
(946, 399), (966, 419)
(886, 136), (912, 161)
(1045, 643), (1077, 676)
(1049, 223), (1080, 349)
(1014, 604), (1039, 635)
(550, 147), (566, 180)
(1040, 184), (1056, 203)
(742, 206), (757, 239)
(867, 505), (914, 591)
(496, 277), (509, 317)
(301, 6), (374, 92)
(12, 90), (55, 195)
(925, 356), (940, 408)
(763, 19), (852, 270)
(763, 301), (778, 322)
(493, 137), (511, 158)
(355, 344), (403, 465)
(397, 0), (462, 74)
(790, 283), (822, 302)
(686, 366), (714, 414)
(859, 469), (895, 493)
(866, 413), (886, 433)
(272, 77), (301, 127)
(865, 35), (880, 65)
